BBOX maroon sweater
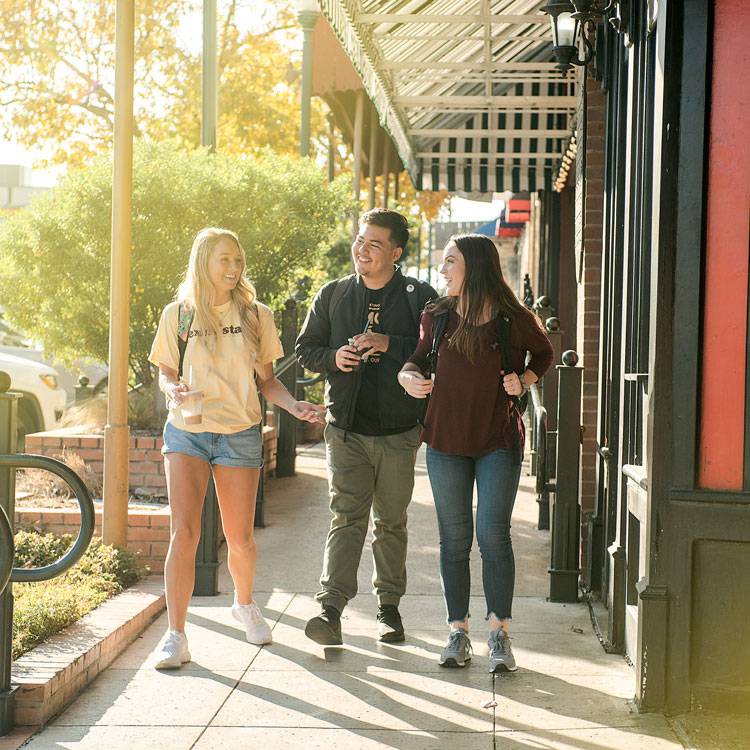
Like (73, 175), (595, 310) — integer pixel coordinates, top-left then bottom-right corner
(407, 308), (554, 456)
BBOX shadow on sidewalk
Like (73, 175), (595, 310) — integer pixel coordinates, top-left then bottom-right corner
(179, 607), (667, 750)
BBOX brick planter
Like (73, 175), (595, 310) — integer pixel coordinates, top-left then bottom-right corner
(16, 425), (278, 572)
(14, 506), (173, 573)
(11, 577), (166, 727)
(24, 425), (278, 498)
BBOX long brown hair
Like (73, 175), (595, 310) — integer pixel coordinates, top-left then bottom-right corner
(430, 233), (526, 363)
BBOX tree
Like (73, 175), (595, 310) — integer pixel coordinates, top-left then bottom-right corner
(0, 140), (351, 384)
(0, 0), (321, 166)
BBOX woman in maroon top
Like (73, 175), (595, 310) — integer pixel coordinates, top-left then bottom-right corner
(398, 234), (553, 673)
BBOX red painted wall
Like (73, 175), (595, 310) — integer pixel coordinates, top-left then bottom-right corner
(698, 0), (750, 489)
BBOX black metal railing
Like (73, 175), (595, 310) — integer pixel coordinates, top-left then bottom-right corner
(529, 383), (553, 531)
(0, 380), (95, 736)
(548, 350), (583, 603)
(0, 507), (11, 598)
(0, 456), (95, 583)
(525, 345), (584, 603)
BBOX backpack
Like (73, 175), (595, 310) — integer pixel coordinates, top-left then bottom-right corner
(176, 301), (259, 380)
(326, 274), (426, 329)
(426, 310), (529, 416)
(176, 302), (195, 380)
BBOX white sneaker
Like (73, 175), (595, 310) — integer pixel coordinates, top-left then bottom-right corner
(232, 600), (273, 645)
(154, 630), (191, 669)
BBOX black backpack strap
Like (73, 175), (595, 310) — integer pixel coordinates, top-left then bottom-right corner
(177, 302), (195, 380)
(403, 276), (432, 329)
(495, 314), (522, 412)
(426, 310), (449, 377)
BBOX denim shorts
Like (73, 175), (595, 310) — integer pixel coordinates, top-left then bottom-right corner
(162, 421), (263, 468)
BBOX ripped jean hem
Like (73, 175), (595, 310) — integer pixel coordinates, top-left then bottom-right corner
(486, 611), (513, 622)
(447, 612), (471, 626)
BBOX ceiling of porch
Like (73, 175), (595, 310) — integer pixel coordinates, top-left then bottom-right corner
(319, 0), (575, 197)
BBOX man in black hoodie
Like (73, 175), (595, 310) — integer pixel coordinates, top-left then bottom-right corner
(296, 208), (437, 645)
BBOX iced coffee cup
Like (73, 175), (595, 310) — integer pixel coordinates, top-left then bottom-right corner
(180, 390), (204, 425)
(347, 337), (363, 368)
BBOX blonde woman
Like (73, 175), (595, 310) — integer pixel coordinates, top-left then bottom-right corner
(149, 228), (324, 669)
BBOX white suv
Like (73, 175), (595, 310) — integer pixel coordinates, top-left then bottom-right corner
(0, 352), (66, 450)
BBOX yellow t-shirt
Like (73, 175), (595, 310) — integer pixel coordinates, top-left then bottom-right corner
(148, 299), (284, 434)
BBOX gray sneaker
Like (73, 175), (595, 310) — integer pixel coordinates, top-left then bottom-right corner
(488, 630), (517, 673)
(438, 629), (472, 668)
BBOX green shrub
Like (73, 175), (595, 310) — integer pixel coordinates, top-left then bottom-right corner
(302, 378), (324, 405)
(0, 140), (352, 387)
(13, 529), (73, 568)
(12, 581), (107, 659)
(11, 530), (148, 659)
(66, 538), (145, 594)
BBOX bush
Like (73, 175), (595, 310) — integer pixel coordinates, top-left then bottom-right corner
(13, 529), (73, 568)
(12, 531), (148, 659)
(65, 538), (145, 594)
(0, 140), (351, 386)
(12, 581), (107, 659)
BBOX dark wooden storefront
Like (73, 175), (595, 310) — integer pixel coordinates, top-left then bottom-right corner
(581, 0), (750, 713)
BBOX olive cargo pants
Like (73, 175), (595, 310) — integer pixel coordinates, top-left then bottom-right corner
(315, 424), (421, 613)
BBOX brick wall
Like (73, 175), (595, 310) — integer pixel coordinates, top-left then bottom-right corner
(18, 424), (278, 572)
(576, 73), (605, 583)
(14, 506), (172, 573)
(24, 425), (278, 497)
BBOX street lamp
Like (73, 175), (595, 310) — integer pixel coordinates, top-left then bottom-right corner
(295, 0), (320, 157)
(541, 0), (594, 72)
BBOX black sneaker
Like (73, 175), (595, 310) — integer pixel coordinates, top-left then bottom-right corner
(304, 604), (343, 645)
(376, 604), (405, 643)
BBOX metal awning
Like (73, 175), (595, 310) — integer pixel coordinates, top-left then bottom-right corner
(320, 0), (575, 197)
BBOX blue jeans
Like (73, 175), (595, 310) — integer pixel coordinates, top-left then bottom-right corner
(426, 445), (522, 624)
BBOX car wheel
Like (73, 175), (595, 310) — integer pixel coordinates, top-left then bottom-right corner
(16, 397), (42, 453)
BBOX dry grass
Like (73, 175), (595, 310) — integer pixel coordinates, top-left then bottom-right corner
(16, 449), (102, 501)
(59, 395), (108, 434)
(59, 388), (163, 433)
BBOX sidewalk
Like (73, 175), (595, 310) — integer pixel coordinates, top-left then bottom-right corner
(19, 443), (687, 749)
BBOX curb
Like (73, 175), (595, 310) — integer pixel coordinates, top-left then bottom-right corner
(11, 576), (165, 727)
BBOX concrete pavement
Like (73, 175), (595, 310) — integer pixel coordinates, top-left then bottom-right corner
(19, 442), (689, 749)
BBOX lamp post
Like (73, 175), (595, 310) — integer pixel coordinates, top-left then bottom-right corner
(296, 0), (320, 157)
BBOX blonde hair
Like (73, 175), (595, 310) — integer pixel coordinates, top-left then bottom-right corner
(176, 227), (260, 352)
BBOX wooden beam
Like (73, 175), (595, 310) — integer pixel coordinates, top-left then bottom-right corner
(368, 105), (378, 209)
(358, 14), (547, 25)
(382, 61), (561, 71)
(409, 128), (570, 138)
(353, 89), (364, 204)
(375, 32), (549, 42)
(483, 0), (493, 100)
(395, 95), (576, 107)
(104, 0), (135, 547)
(416, 151), (563, 159)
(382, 132), (390, 208)
(392, 75), (571, 85)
